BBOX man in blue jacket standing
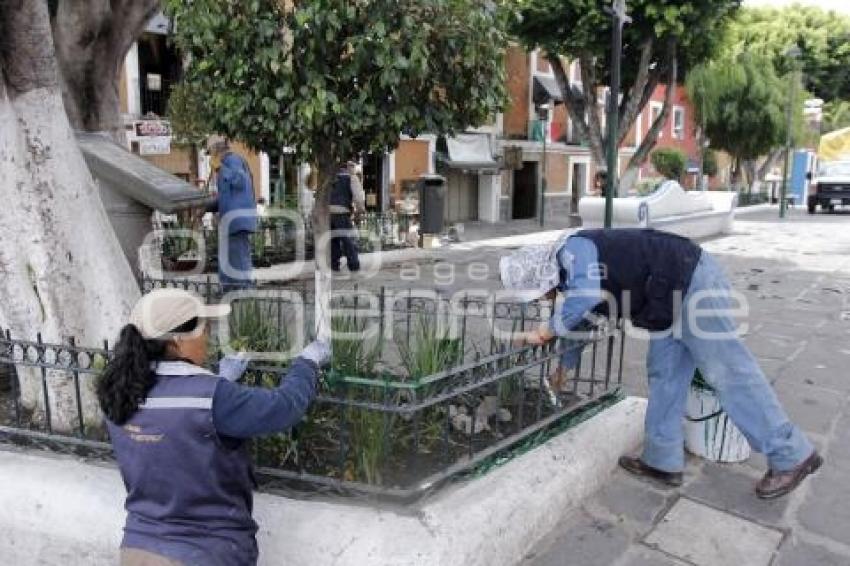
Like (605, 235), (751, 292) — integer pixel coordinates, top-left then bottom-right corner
(207, 138), (258, 291)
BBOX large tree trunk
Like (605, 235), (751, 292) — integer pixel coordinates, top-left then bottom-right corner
(0, 1), (141, 430)
(621, 47), (678, 193)
(50, 0), (160, 139)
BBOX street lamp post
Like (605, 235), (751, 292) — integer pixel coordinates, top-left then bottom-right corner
(538, 103), (549, 227)
(604, 0), (631, 228)
(780, 46), (801, 219)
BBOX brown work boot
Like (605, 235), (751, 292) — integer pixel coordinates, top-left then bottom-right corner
(756, 451), (823, 499)
(618, 456), (683, 487)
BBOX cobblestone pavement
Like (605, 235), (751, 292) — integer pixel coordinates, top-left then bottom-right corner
(517, 208), (850, 566)
(341, 206), (850, 565)
(260, 205), (848, 565)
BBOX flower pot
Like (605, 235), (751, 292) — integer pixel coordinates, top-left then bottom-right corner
(685, 383), (751, 463)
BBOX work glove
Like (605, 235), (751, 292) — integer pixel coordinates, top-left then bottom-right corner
(299, 340), (331, 368)
(219, 352), (251, 382)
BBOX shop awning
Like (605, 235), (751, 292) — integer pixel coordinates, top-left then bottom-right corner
(533, 75), (573, 106)
(77, 132), (212, 212)
(441, 133), (499, 171)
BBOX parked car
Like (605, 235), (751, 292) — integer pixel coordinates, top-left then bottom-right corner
(808, 160), (850, 213)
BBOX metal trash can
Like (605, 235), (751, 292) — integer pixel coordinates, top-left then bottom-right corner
(417, 174), (446, 234)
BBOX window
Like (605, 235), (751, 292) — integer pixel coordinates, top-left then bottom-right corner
(672, 106), (685, 140)
(649, 102), (663, 138)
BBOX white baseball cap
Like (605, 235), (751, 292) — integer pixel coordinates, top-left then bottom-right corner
(130, 289), (231, 340)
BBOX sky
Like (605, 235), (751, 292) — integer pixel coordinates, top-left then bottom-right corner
(744, 0), (850, 14)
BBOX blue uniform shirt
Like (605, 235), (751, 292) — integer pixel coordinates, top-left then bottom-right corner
(549, 236), (603, 336)
(210, 153), (258, 235)
(212, 357), (318, 438)
(107, 357), (318, 566)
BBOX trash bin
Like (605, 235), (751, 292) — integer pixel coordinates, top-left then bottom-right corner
(417, 175), (446, 234)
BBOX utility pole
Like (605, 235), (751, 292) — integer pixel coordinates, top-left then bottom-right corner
(604, 0), (631, 228)
(780, 46), (801, 219)
(538, 104), (549, 227)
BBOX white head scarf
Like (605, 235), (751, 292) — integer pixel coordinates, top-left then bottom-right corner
(499, 232), (572, 302)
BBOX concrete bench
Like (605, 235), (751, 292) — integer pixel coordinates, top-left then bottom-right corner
(578, 180), (737, 239)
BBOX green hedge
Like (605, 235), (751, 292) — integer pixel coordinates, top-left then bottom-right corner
(651, 148), (687, 180)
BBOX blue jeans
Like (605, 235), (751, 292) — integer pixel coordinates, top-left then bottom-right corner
(219, 230), (254, 292)
(641, 252), (813, 473)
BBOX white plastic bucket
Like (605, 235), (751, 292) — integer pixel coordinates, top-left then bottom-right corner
(685, 384), (751, 463)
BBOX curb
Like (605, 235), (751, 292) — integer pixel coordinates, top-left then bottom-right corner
(0, 397), (647, 566)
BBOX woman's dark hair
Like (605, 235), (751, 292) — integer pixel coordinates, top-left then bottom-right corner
(96, 318), (200, 425)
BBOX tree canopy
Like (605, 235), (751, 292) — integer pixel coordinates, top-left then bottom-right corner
(166, 0), (511, 340)
(165, 0), (509, 167)
(822, 100), (850, 134)
(723, 6), (850, 103)
(513, 0), (740, 183)
(686, 54), (791, 184)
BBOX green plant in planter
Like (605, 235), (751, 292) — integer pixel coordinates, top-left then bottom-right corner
(216, 301), (301, 467)
(226, 299), (291, 355)
(328, 312), (391, 484)
(398, 316), (463, 383)
(395, 316), (465, 466)
(330, 313), (381, 379)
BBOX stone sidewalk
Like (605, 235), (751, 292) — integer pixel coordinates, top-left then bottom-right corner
(521, 208), (850, 566)
(236, 204), (848, 565)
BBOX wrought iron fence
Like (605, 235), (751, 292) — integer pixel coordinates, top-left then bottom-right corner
(159, 211), (414, 274)
(0, 287), (627, 501)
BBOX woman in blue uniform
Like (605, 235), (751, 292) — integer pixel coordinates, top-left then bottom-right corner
(97, 289), (328, 566)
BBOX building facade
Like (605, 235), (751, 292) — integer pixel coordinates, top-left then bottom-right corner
(117, 16), (707, 225)
(386, 46), (708, 226)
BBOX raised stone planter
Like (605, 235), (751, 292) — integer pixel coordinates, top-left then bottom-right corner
(0, 397), (646, 566)
(579, 181), (737, 239)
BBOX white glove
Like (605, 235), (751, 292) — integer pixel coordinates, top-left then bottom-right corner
(219, 352), (250, 382)
(299, 340), (331, 368)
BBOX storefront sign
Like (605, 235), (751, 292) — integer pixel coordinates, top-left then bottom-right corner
(138, 137), (171, 155)
(134, 120), (172, 138)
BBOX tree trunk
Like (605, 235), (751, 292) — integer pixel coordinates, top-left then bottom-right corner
(0, 1), (141, 430)
(756, 148), (783, 181)
(731, 157), (744, 191)
(621, 49), (678, 193)
(311, 153), (338, 344)
(549, 41), (667, 176)
(696, 127), (706, 190)
(579, 52), (607, 166)
(50, 0), (160, 140)
(743, 160), (757, 193)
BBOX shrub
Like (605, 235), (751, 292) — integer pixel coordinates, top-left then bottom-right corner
(651, 148), (687, 181)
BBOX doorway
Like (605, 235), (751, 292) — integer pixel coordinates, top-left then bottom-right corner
(512, 161), (538, 219)
(570, 161), (588, 213)
(362, 154), (385, 211)
(444, 169), (479, 223)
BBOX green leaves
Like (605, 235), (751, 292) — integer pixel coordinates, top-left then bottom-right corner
(166, 0), (508, 164)
(514, 0), (740, 87)
(650, 148), (686, 180)
(688, 54), (791, 163)
(723, 5), (850, 104)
